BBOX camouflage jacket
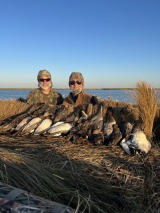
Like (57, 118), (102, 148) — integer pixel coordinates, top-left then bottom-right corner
(27, 88), (63, 105)
(63, 90), (99, 107)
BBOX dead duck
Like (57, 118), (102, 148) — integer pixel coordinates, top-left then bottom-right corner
(103, 108), (116, 141)
(47, 122), (72, 136)
(15, 116), (32, 131)
(53, 105), (68, 123)
(107, 124), (122, 146)
(71, 104), (103, 140)
(89, 104), (103, 123)
(10, 116), (32, 134)
(77, 110), (88, 124)
(65, 105), (83, 123)
(21, 117), (42, 135)
(119, 120), (133, 140)
(0, 103), (53, 133)
(86, 103), (93, 117)
(34, 118), (53, 135)
(88, 105), (104, 141)
(89, 130), (104, 146)
(69, 119), (89, 141)
(21, 111), (52, 135)
(120, 122), (151, 156)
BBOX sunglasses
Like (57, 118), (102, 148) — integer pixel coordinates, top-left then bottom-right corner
(69, 81), (82, 85)
(39, 78), (51, 82)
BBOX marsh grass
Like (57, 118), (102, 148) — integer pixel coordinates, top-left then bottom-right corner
(0, 100), (28, 121)
(0, 138), (159, 212)
(130, 81), (159, 140)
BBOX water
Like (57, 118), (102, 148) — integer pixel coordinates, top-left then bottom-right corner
(0, 89), (134, 103)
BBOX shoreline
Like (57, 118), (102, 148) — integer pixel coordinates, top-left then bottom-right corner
(0, 88), (160, 90)
(0, 88), (136, 90)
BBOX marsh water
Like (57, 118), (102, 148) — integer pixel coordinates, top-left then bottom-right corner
(0, 89), (134, 103)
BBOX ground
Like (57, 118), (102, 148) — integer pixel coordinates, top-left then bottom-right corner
(0, 134), (159, 212)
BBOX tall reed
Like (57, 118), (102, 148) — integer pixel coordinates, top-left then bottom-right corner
(130, 81), (159, 140)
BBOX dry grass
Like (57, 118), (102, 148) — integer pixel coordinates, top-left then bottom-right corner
(0, 100), (28, 121)
(130, 81), (159, 140)
(0, 135), (159, 212)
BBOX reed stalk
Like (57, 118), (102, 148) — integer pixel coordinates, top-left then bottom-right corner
(130, 81), (159, 140)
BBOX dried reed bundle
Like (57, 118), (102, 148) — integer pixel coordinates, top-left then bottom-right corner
(130, 81), (159, 140)
(0, 100), (28, 120)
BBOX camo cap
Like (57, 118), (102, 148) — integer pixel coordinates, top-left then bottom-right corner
(69, 72), (84, 82)
(37, 70), (51, 80)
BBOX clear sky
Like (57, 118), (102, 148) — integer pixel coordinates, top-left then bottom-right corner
(0, 0), (160, 89)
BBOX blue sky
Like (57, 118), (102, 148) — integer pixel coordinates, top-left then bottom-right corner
(0, 0), (159, 88)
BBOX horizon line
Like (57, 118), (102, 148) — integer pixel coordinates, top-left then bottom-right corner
(0, 88), (159, 90)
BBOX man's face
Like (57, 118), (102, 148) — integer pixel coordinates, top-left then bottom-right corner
(69, 78), (84, 95)
(38, 75), (52, 90)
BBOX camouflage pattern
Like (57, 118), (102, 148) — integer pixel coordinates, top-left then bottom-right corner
(27, 88), (63, 105)
(37, 69), (51, 80)
(0, 181), (76, 213)
(63, 90), (99, 107)
(69, 72), (84, 82)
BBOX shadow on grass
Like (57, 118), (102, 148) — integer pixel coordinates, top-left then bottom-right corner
(0, 135), (159, 213)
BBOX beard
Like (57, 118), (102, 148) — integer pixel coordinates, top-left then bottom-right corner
(38, 83), (52, 90)
(71, 88), (82, 95)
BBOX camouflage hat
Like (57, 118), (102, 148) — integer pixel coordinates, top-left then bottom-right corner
(37, 70), (51, 80)
(69, 72), (84, 82)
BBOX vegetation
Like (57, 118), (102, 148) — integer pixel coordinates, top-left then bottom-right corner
(130, 81), (160, 140)
(0, 81), (160, 212)
(0, 100), (28, 120)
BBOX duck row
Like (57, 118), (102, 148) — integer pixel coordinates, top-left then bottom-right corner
(1, 103), (151, 156)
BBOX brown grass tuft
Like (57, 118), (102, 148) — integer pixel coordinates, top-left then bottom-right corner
(0, 100), (28, 121)
(130, 81), (159, 140)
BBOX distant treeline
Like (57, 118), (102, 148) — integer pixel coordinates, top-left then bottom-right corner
(0, 88), (135, 90)
(0, 88), (159, 90)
